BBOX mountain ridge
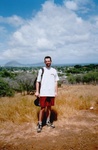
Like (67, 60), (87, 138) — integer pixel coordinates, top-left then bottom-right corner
(4, 60), (44, 67)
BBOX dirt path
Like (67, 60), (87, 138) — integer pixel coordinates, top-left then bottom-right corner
(0, 110), (98, 150)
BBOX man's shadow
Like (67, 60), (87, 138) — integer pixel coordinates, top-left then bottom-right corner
(37, 109), (58, 126)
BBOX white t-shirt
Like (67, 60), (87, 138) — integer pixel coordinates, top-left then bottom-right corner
(37, 67), (59, 96)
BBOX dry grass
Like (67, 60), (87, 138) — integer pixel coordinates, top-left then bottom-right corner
(0, 85), (98, 126)
(56, 85), (98, 119)
(0, 94), (39, 125)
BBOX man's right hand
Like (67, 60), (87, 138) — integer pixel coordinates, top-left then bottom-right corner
(35, 91), (40, 97)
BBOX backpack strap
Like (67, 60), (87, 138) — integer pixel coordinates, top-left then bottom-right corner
(39, 68), (44, 93)
(41, 67), (44, 81)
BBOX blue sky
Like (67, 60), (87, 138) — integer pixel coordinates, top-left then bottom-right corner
(0, 0), (98, 65)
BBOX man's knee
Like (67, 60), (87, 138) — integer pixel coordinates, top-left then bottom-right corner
(41, 107), (45, 111)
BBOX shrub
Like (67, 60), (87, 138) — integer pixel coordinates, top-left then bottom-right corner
(0, 78), (15, 97)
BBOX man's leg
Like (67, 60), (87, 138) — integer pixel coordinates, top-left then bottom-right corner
(46, 106), (55, 128)
(37, 107), (45, 133)
(39, 107), (45, 122)
(46, 106), (51, 123)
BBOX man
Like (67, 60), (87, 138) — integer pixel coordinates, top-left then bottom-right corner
(35, 56), (59, 133)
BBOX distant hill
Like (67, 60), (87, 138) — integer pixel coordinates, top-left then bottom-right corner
(4, 61), (44, 67)
(5, 61), (23, 67)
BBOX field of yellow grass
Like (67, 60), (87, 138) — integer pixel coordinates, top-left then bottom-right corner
(0, 85), (98, 150)
(0, 85), (98, 126)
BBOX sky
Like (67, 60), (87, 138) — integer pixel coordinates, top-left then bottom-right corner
(0, 0), (98, 65)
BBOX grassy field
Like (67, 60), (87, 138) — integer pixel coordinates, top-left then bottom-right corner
(0, 85), (98, 124)
(0, 85), (98, 126)
(56, 84), (98, 118)
(0, 85), (98, 150)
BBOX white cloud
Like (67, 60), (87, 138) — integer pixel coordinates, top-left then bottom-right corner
(0, 0), (98, 64)
(65, 1), (78, 10)
(64, 0), (94, 13)
(0, 15), (25, 27)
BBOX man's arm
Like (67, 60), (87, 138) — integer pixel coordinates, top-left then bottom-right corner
(35, 68), (42, 97)
(35, 82), (40, 97)
(55, 81), (58, 97)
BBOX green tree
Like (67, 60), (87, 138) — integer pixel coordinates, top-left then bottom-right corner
(0, 78), (15, 97)
(67, 75), (76, 84)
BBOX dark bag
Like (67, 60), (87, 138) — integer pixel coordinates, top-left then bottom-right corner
(34, 97), (40, 106)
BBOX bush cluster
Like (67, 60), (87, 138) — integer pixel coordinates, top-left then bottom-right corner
(0, 79), (15, 97)
(68, 71), (98, 84)
(0, 68), (38, 97)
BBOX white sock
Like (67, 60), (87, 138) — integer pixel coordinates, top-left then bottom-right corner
(46, 118), (50, 123)
(38, 121), (42, 125)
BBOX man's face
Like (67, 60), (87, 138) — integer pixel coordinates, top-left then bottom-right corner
(44, 58), (51, 67)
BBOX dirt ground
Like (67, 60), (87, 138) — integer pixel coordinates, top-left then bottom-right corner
(0, 110), (98, 150)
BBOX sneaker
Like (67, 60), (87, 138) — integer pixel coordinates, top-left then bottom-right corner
(37, 124), (42, 133)
(46, 121), (55, 128)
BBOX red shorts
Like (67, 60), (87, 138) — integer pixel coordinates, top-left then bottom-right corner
(39, 97), (55, 107)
